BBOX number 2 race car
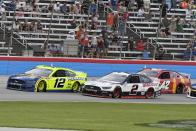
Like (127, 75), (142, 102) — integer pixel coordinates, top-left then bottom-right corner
(138, 68), (191, 94)
(7, 65), (87, 92)
(187, 83), (196, 98)
(82, 72), (161, 98)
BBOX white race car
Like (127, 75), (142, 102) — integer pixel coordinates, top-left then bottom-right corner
(187, 83), (196, 98)
(82, 72), (161, 98)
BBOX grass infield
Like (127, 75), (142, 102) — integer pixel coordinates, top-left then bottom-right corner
(0, 102), (196, 131)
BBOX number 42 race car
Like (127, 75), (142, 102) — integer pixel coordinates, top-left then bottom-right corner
(82, 72), (161, 98)
(7, 65), (87, 92)
(138, 68), (191, 94)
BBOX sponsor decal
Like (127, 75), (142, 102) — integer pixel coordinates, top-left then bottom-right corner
(68, 77), (84, 80)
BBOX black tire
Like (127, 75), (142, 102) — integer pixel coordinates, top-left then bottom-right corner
(112, 87), (121, 98)
(72, 82), (80, 92)
(176, 84), (184, 94)
(145, 88), (155, 99)
(37, 80), (46, 92)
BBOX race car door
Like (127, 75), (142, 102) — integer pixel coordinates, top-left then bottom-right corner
(158, 71), (173, 93)
(123, 75), (143, 96)
(48, 69), (69, 90)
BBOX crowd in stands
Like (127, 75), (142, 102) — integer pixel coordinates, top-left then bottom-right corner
(0, 0), (195, 60)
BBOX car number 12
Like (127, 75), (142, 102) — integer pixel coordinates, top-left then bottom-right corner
(54, 78), (66, 88)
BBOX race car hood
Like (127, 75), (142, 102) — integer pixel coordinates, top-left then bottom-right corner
(85, 80), (118, 87)
(9, 74), (41, 81)
(191, 84), (196, 89)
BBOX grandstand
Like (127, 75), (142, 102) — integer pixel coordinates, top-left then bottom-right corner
(0, 0), (195, 60)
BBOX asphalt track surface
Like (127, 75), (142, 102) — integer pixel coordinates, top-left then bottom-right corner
(0, 76), (196, 104)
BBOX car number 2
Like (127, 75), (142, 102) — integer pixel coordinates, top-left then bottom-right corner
(130, 85), (138, 95)
(54, 78), (66, 88)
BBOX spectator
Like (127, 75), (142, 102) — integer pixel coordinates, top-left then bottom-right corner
(76, 26), (85, 40)
(136, 0), (144, 10)
(112, 12), (119, 31)
(180, 0), (188, 9)
(164, 27), (171, 36)
(88, 33), (97, 58)
(91, 14), (98, 30)
(136, 39), (145, 51)
(169, 15), (176, 32)
(158, 28), (167, 37)
(162, 15), (170, 28)
(88, 1), (97, 15)
(96, 36), (104, 58)
(165, 0), (172, 10)
(0, 4), (6, 21)
(137, 7), (145, 17)
(79, 32), (89, 57)
(143, 0), (150, 12)
(161, 4), (167, 17)
(48, 3), (53, 12)
(54, 2), (61, 13)
(176, 17), (183, 32)
(127, 36), (135, 51)
(70, 19), (78, 29)
(60, 3), (67, 14)
(110, 0), (118, 11)
(13, 20), (20, 31)
(106, 12), (114, 30)
(145, 11), (152, 21)
(184, 41), (193, 60)
(66, 31), (75, 40)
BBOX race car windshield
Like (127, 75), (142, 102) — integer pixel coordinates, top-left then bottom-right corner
(25, 68), (53, 77)
(138, 70), (159, 77)
(98, 73), (127, 83)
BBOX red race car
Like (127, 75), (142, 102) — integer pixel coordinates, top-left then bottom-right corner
(138, 68), (191, 94)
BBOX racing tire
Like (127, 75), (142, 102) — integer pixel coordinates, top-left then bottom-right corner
(145, 88), (155, 99)
(176, 84), (184, 94)
(72, 82), (79, 92)
(112, 87), (121, 98)
(37, 80), (46, 92)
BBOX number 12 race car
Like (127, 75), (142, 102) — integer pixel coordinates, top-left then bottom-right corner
(138, 68), (191, 94)
(82, 72), (161, 98)
(7, 65), (87, 92)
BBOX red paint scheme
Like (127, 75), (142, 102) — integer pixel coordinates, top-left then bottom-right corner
(139, 68), (191, 94)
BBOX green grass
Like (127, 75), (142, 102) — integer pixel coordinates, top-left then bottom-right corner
(0, 102), (196, 131)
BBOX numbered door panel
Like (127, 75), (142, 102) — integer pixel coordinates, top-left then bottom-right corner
(48, 70), (70, 90)
(158, 71), (173, 92)
(123, 75), (143, 95)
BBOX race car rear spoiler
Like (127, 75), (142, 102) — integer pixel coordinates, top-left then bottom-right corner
(180, 72), (191, 79)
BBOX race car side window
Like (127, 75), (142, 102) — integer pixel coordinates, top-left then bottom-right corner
(65, 71), (76, 77)
(140, 75), (152, 83)
(128, 76), (140, 83)
(52, 70), (66, 77)
(159, 72), (170, 79)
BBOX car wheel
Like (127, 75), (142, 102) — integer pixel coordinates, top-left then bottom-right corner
(37, 80), (46, 92)
(176, 84), (184, 94)
(72, 82), (79, 92)
(146, 88), (155, 99)
(112, 87), (121, 98)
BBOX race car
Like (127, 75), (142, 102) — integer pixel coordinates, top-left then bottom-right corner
(138, 68), (191, 94)
(81, 72), (161, 98)
(7, 65), (87, 92)
(187, 83), (196, 98)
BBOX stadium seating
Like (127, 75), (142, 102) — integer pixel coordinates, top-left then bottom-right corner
(0, 0), (195, 60)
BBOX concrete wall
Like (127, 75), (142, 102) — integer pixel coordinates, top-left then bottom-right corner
(0, 56), (196, 78)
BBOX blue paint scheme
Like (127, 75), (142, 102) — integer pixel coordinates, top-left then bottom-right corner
(7, 74), (39, 92)
(0, 60), (196, 78)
